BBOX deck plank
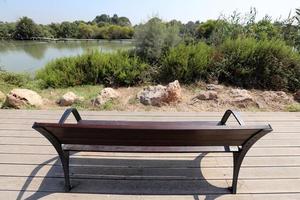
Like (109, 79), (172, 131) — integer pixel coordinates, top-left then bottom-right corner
(0, 110), (299, 199)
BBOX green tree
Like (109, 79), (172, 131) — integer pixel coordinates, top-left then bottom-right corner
(93, 14), (110, 24)
(134, 17), (180, 63)
(57, 22), (79, 38)
(13, 17), (41, 40)
(117, 17), (131, 26)
(78, 23), (94, 39)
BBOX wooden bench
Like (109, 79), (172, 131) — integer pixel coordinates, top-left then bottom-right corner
(32, 108), (273, 194)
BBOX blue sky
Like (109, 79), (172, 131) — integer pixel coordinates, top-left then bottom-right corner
(0, 0), (299, 24)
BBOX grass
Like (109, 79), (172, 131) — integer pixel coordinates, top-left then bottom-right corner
(285, 103), (300, 112)
(39, 85), (103, 109)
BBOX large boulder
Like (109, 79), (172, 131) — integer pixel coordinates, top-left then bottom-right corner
(164, 80), (182, 103)
(5, 89), (43, 108)
(0, 91), (5, 102)
(195, 91), (218, 100)
(57, 92), (83, 106)
(138, 80), (182, 106)
(93, 87), (120, 106)
(137, 85), (167, 106)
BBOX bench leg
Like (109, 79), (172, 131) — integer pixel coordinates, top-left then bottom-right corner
(61, 150), (71, 192)
(35, 128), (72, 192)
(230, 151), (244, 194)
(229, 130), (269, 194)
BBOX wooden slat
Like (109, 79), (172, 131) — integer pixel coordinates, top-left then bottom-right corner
(1, 176), (300, 194)
(1, 154), (300, 167)
(1, 192), (300, 200)
(1, 164), (300, 180)
(2, 145), (300, 157)
(0, 110), (299, 198)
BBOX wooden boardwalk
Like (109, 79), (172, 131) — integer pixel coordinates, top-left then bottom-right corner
(0, 110), (299, 200)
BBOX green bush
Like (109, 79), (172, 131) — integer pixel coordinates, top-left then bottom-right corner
(160, 42), (214, 83)
(215, 38), (300, 91)
(0, 71), (31, 87)
(36, 50), (149, 88)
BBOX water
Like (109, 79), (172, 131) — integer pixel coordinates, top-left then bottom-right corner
(0, 40), (133, 73)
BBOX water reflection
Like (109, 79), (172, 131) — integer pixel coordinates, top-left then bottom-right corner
(0, 40), (133, 72)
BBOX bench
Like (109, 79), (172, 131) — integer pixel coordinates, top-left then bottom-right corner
(32, 108), (273, 194)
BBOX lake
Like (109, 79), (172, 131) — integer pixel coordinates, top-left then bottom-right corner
(0, 40), (133, 73)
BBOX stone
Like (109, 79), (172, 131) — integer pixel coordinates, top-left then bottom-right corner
(262, 91), (291, 103)
(137, 80), (182, 106)
(93, 87), (120, 105)
(0, 91), (5, 102)
(58, 92), (82, 106)
(5, 88), (43, 109)
(230, 89), (253, 103)
(294, 90), (300, 102)
(165, 80), (182, 103)
(137, 85), (167, 106)
(206, 84), (224, 91)
(195, 91), (218, 100)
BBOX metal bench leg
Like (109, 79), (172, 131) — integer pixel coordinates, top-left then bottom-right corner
(61, 150), (71, 192)
(229, 129), (269, 194)
(230, 151), (245, 194)
(35, 127), (72, 192)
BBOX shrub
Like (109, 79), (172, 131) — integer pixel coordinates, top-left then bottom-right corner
(160, 42), (214, 83)
(0, 71), (31, 87)
(36, 50), (149, 88)
(215, 38), (300, 91)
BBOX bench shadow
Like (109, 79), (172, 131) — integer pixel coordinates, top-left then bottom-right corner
(18, 153), (230, 200)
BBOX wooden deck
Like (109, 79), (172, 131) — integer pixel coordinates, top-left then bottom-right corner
(0, 110), (299, 200)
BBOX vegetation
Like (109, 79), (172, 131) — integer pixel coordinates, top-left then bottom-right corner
(160, 42), (214, 83)
(2, 9), (300, 93)
(35, 50), (149, 88)
(0, 14), (133, 40)
(286, 103), (300, 112)
(134, 17), (181, 63)
(216, 38), (300, 91)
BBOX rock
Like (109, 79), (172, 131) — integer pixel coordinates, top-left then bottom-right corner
(138, 80), (182, 106)
(195, 91), (218, 100)
(165, 80), (182, 103)
(230, 89), (253, 103)
(58, 92), (83, 106)
(137, 85), (167, 106)
(93, 87), (120, 105)
(5, 89), (43, 108)
(294, 90), (300, 102)
(262, 91), (291, 103)
(0, 91), (5, 102)
(206, 84), (224, 91)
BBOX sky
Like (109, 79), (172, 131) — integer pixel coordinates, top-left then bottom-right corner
(0, 0), (299, 25)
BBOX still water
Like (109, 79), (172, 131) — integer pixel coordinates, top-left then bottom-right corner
(0, 40), (133, 73)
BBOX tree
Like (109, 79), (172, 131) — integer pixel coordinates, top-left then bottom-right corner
(78, 23), (94, 39)
(13, 17), (41, 40)
(111, 14), (119, 25)
(93, 14), (110, 24)
(57, 22), (79, 38)
(117, 17), (131, 26)
(134, 17), (180, 63)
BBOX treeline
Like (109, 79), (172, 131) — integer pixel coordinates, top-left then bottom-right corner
(0, 14), (133, 40)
